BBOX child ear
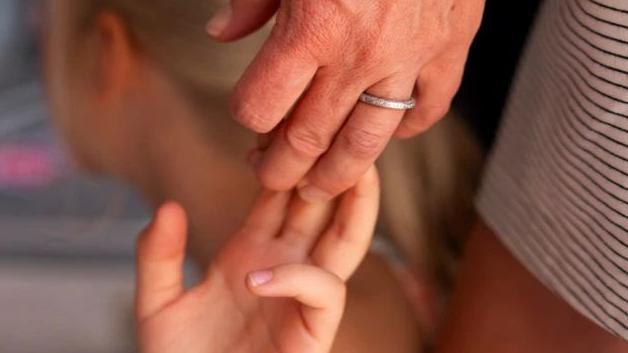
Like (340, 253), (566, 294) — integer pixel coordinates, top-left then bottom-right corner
(92, 11), (136, 105)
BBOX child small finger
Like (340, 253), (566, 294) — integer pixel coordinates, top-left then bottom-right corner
(310, 166), (380, 280)
(247, 264), (346, 343)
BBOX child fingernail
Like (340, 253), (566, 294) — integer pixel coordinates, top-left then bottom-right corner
(206, 5), (232, 37)
(248, 270), (274, 287)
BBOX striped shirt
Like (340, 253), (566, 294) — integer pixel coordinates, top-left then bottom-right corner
(477, 0), (628, 338)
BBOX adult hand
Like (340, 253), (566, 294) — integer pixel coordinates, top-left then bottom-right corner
(207, 0), (484, 202)
(135, 168), (379, 353)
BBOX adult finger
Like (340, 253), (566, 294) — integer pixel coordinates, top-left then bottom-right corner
(395, 47), (469, 138)
(247, 264), (346, 343)
(299, 77), (414, 202)
(255, 72), (365, 190)
(207, 0), (280, 41)
(395, 0), (485, 138)
(229, 29), (318, 133)
(135, 202), (188, 322)
(311, 166), (380, 280)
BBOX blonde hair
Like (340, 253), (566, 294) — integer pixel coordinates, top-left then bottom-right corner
(66, 0), (268, 122)
(66, 0), (482, 294)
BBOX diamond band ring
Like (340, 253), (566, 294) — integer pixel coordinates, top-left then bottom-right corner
(358, 92), (416, 111)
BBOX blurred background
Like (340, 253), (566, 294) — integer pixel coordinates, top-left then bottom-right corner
(0, 1), (149, 352)
(0, 1), (541, 352)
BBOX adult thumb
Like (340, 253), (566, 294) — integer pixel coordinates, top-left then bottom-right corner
(206, 0), (280, 42)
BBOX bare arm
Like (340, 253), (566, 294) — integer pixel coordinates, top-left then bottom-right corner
(437, 222), (628, 353)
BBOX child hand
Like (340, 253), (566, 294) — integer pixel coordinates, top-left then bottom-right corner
(135, 167), (379, 353)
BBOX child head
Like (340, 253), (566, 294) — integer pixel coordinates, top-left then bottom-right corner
(44, 0), (264, 183)
(43, 0), (274, 257)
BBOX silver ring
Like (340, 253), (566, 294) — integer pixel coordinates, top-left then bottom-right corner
(359, 92), (416, 111)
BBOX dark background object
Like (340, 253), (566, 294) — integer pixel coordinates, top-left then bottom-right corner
(454, 0), (543, 151)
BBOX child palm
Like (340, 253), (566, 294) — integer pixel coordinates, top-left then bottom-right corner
(135, 168), (380, 353)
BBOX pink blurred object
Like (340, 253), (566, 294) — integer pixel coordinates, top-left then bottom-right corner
(0, 143), (62, 189)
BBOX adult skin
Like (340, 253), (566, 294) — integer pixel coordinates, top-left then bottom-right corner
(207, 0), (485, 202)
(436, 221), (628, 353)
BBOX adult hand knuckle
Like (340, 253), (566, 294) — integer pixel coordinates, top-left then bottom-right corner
(285, 125), (330, 158)
(343, 127), (386, 159)
(285, 1), (347, 56)
(352, 41), (384, 67)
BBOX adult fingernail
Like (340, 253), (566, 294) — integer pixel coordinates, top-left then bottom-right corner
(248, 270), (274, 287)
(298, 185), (332, 203)
(206, 5), (232, 37)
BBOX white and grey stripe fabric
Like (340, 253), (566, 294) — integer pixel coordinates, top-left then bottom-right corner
(477, 0), (628, 338)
